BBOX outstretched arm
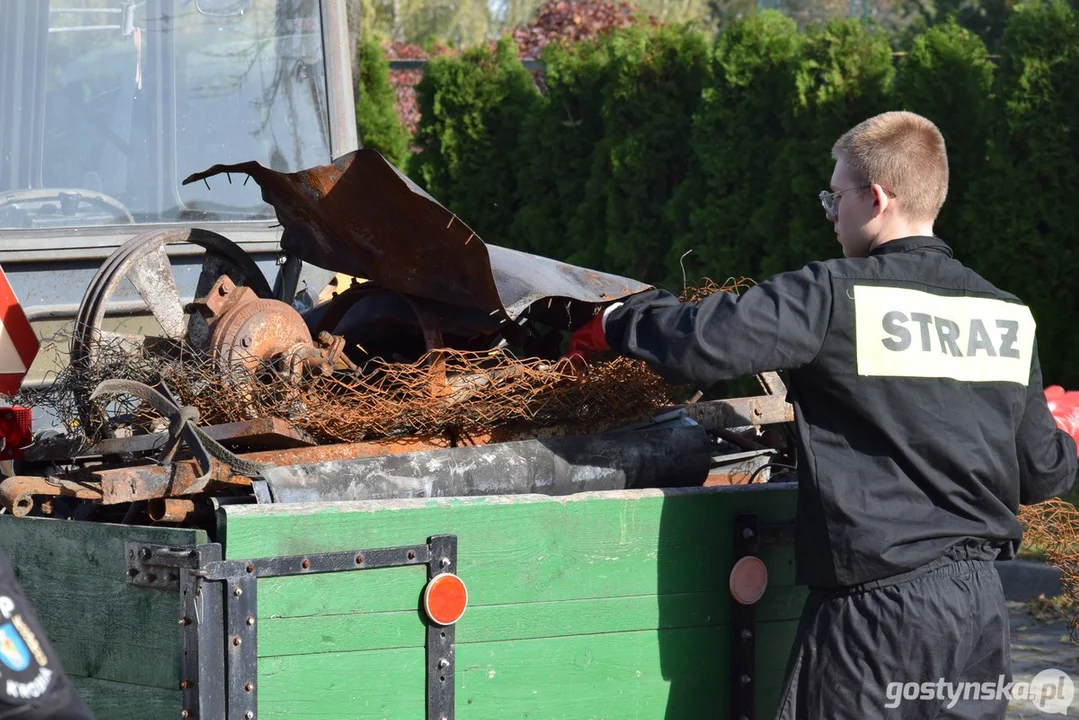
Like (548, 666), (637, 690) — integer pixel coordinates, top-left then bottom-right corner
(599, 262), (835, 387)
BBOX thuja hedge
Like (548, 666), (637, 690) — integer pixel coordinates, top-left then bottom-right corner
(386, 2), (1079, 385)
(355, 38), (412, 171)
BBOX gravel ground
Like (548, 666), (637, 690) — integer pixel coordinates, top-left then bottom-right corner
(1006, 601), (1078, 718)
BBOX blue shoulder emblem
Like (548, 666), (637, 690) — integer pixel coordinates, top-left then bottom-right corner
(0, 623), (32, 672)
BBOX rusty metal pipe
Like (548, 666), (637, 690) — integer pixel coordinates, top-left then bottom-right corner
(148, 498), (196, 523)
(0, 476), (101, 517)
(90, 435), (462, 505)
(682, 394), (794, 430)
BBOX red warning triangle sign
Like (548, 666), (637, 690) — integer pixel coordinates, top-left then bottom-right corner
(0, 266), (38, 397)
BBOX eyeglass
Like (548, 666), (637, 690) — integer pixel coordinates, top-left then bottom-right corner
(819, 185), (896, 220)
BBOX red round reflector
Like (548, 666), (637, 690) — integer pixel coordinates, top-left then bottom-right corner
(423, 573), (468, 626)
(729, 555), (768, 605)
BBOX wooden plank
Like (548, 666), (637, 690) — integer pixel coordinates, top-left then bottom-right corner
(0, 516), (206, 689)
(70, 676), (179, 720)
(255, 621), (799, 719)
(254, 540), (795, 620)
(223, 485), (799, 618)
(257, 586), (808, 656)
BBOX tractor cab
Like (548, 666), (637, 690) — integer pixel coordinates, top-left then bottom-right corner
(0, 0), (356, 406)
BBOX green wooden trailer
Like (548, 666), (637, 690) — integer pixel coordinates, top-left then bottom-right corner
(0, 482), (802, 720)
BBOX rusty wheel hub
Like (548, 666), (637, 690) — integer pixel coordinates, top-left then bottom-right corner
(192, 276), (350, 378)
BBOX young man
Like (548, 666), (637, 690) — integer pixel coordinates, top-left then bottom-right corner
(567, 111), (1079, 719)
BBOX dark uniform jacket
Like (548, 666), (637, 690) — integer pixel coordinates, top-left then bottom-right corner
(0, 551), (94, 719)
(604, 236), (1077, 588)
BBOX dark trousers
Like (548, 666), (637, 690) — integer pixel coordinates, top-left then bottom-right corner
(775, 558), (1011, 720)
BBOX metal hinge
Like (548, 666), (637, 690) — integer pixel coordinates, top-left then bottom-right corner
(125, 542), (217, 590)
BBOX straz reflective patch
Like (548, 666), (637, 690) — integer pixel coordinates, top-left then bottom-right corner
(853, 285), (1035, 384)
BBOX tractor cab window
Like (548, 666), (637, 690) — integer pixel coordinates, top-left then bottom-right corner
(0, 0), (331, 230)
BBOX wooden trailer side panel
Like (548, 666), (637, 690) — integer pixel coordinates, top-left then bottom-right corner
(0, 516), (207, 719)
(221, 484), (805, 719)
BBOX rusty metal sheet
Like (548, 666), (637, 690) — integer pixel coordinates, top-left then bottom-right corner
(89, 417), (316, 458)
(182, 150), (651, 326)
(704, 449), (777, 486)
(239, 436), (458, 464)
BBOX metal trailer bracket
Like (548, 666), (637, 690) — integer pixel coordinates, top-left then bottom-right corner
(127, 535), (460, 720)
(729, 516), (797, 720)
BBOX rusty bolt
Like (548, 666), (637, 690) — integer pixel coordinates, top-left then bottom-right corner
(246, 616), (255, 626)
(318, 331), (333, 345)
(355, 554), (364, 565)
(218, 283), (231, 296)
(233, 586), (243, 597)
(180, 617), (191, 627)
(301, 559), (311, 569)
(246, 563), (255, 574)
(182, 711), (190, 719)
(180, 681), (190, 690)
(245, 682), (254, 692)
(241, 335), (253, 348)
(233, 636), (242, 647)
(407, 551), (416, 560)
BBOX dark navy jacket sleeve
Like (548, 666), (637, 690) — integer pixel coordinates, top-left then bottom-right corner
(602, 261), (834, 387)
(1015, 344), (1077, 505)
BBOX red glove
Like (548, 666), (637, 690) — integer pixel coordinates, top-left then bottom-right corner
(1045, 385), (1079, 448)
(563, 312), (610, 364)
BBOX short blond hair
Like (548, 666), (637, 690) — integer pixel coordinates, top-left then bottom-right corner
(832, 111), (949, 224)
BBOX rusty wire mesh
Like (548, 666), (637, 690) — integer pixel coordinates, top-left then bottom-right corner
(15, 329), (685, 445)
(14, 278), (749, 445)
(17, 336), (675, 444)
(1017, 498), (1079, 640)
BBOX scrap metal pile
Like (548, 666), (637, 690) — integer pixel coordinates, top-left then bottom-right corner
(1018, 499), (1079, 639)
(2, 149), (797, 532)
